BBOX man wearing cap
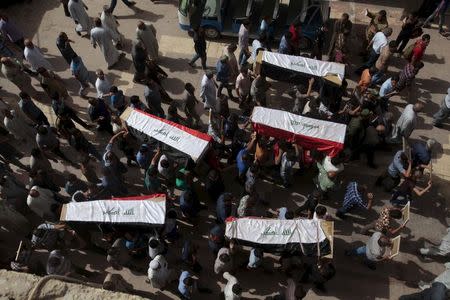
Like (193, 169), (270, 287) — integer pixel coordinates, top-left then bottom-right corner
(147, 254), (174, 289)
(200, 70), (217, 111)
(433, 87), (450, 128)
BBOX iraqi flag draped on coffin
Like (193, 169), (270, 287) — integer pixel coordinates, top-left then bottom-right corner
(60, 194), (166, 225)
(226, 217), (333, 257)
(120, 107), (212, 162)
(251, 107), (346, 157)
(256, 51), (346, 86)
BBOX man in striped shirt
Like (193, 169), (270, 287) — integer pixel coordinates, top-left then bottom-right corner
(336, 182), (373, 219)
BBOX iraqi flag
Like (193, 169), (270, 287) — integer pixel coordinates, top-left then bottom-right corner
(251, 107), (346, 157)
(120, 107), (212, 161)
(60, 194), (166, 225)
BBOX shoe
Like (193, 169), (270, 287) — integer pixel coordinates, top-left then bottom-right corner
(128, 1), (136, 6)
(75, 29), (81, 36)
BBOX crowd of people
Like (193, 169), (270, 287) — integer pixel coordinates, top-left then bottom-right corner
(0, 0), (449, 299)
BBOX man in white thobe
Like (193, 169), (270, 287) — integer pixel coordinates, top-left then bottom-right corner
(390, 102), (424, 143)
(200, 70), (217, 111)
(3, 109), (35, 142)
(95, 69), (112, 98)
(26, 186), (60, 220)
(90, 18), (123, 69)
(68, 0), (91, 36)
(223, 272), (242, 300)
(23, 40), (53, 72)
(136, 21), (158, 61)
(147, 254), (174, 289)
(100, 6), (123, 48)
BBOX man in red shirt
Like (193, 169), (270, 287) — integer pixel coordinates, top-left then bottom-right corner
(410, 34), (430, 64)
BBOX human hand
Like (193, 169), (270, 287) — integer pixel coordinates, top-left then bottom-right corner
(367, 193), (374, 200)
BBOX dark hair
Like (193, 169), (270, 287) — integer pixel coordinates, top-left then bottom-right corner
(160, 159), (169, 168)
(413, 61), (425, 70)
(242, 19), (250, 26)
(184, 82), (194, 90)
(369, 66), (377, 75)
(391, 75), (400, 82)
(130, 95), (139, 104)
(33, 228), (45, 238)
(232, 283), (242, 295)
(319, 262), (336, 280)
(149, 238), (159, 248)
(379, 10), (387, 16)
(357, 184), (368, 194)
(422, 34), (430, 41)
(94, 17), (102, 27)
(253, 248), (263, 258)
(388, 41), (397, 48)
(167, 210), (177, 219)
(31, 148), (41, 156)
(109, 86), (118, 93)
(389, 209), (402, 219)
(19, 91), (30, 99)
(285, 31), (292, 40)
(219, 253), (230, 262)
(315, 205), (327, 217)
(285, 211), (294, 220)
(183, 276), (193, 286)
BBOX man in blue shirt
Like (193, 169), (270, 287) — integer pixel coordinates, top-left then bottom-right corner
(135, 144), (151, 170)
(379, 75), (399, 112)
(108, 86), (126, 114)
(236, 132), (257, 182)
(411, 139), (435, 170)
(376, 150), (411, 191)
(216, 193), (234, 224)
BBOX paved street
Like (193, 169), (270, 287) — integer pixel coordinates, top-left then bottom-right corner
(1, 0), (449, 299)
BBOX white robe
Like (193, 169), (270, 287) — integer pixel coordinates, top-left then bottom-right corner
(136, 24), (159, 60)
(100, 11), (122, 46)
(68, 0), (91, 33)
(95, 77), (112, 98)
(90, 27), (120, 67)
(147, 255), (173, 289)
(4, 110), (35, 141)
(24, 46), (53, 72)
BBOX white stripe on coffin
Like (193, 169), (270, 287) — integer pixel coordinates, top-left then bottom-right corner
(121, 107), (211, 161)
(251, 107), (346, 144)
(60, 195), (166, 225)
